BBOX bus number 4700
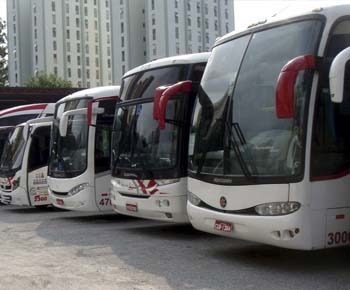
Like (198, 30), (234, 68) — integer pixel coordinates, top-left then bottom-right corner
(327, 231), (350, 246)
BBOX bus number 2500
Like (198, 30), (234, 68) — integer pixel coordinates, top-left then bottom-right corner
(327, 231), (350, 246)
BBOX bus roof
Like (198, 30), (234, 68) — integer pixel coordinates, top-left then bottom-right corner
(123, 52), (211, 79)
(215, 4), (350, 47)
(58, 86), (120, 103)
(0, 103), (48, 118)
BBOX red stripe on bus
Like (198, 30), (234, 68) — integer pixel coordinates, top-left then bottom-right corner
(0, 103), (48, 117)
(310, 170), (350, 182)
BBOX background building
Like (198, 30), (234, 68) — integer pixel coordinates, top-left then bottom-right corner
(8, 0), (113, 87)
(8, 0), (234, 87)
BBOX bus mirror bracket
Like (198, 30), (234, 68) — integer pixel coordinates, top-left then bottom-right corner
(153, 85), (170, 120)
(59, 108), (87, 137)
(329, 47), (350, 103)
(276, 55), (316, 119)
(158, 81), (193, 129)
(87, 97), (117, 126)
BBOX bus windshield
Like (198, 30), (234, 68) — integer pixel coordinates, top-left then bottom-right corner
(49, 99), (89, 178)
(112, 65), (189, 176)
(189, 19), (323, 182)
(0, 126), (26, 174)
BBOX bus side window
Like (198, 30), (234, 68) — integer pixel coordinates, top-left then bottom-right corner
(95, 99), (116, 174)
(311, 20), (350, 179)
(28, 126), (51, 172)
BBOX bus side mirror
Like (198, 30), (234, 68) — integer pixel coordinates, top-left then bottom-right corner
(329, 47), (350, 103)
(59, 108), (88, 137)
(276, 55), (316, 118)
(158, 80), (193, 129)
(153, 86), (170, 120)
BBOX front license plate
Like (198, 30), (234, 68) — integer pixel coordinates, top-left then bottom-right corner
(56, 199), (64, 206)
(214, 220), (233, 232)
(126, 203), (138, 212)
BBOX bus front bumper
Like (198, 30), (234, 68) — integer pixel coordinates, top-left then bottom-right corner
(49, 187), (103, 212)
(111, 190), (189, 223)
(0, 187), (29, 206)
(187, 202), (312, 250)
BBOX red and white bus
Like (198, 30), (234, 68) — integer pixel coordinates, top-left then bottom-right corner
(186, 5), (350, 249)
(110, 53), (209, 222)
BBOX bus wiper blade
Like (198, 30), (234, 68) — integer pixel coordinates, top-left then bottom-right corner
(224, 120), (258, 177)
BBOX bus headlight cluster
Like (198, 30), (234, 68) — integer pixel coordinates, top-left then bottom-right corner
(188, 191), (201, 206)
(68, 183), (89, 196)
(255, 202), (300, 216)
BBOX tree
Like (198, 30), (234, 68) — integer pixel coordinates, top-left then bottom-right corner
(0, 18), (7, 87)
(25, 72), (73, 88)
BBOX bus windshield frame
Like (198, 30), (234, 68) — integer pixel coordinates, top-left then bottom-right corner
(189, 17), (325, 185)
(0, 126), (26, 176)
(112, 63), (202, 180)
(48, 98), (90, 179)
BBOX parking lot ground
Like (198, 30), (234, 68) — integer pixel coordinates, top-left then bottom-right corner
(0, 205), (350, 290)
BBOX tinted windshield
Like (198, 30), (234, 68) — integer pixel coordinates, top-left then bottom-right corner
(112, 100), (182, 173)
(120, 65), (188, 101)
(49, 99), (89, 178)
(0, 127), (14, 159)
(189, 20), (323, 183)
(0, 126), (26, 173)
(0, 114), (38, 127)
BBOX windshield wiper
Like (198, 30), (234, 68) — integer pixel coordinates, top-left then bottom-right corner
(224, 120), (258, 178)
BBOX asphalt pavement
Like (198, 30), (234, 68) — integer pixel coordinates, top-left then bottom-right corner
(0, 205), (349, 290)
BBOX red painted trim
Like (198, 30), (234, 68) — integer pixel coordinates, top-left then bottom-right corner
(336, 214), (345, 220)
(0, 103), (48, 117)
(310, 169), (350, 182)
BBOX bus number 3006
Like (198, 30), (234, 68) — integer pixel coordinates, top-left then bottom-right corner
(327, 231), (350, 246)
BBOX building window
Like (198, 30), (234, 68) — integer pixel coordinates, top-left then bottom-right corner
(52, 27), (57, 37)
(84, 7), (88, 16)
(121, 22), (124, 33)
(152, 29), (156, 40)
(121, 51), (125, 62)
(77, 43), (81, 53)
(96, 70), (100, 79)
(53, 53), (57, 64)
(151, 0), (155, 10)
(77, 56), (81, 65)
(86, 69), (90, 79)
(51, 1), (56, 12)
(66, 30), (70, 39)
(53, 41), (57, 50)
(75, 5), (79, 15)
(107, 59), (111, 68)
(68, 68), (71, 78)
(52, 14), (56, 25)
(76, 30), (80, 40)
(95, 58), (99, 66)
(66, 16), (70, 26)
(175, 27), (179, 39)
(86, 57), (90, 66)
(85, 19), (89, 29)
(175, 12), (178, 24)
(121, 36), (124, 47)
(34, 16), (37, 26)
(67, 55), (71, 63)
(78, 68), (81, 78)
(54, 66), (58, 75)
(76, 18), (80, 27)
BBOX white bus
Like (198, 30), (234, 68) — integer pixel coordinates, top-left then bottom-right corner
(110, 53), (209, 222)
(48, 86), (120, 212)
(0, 103), (54, 157)
(0, 106), (54, 206)
(186, 5), (350, 250)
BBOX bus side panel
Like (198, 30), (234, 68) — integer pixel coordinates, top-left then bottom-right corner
(325, 208), (350, 248)
(27, 166), (50, 206)
(95, 173), (112, 211)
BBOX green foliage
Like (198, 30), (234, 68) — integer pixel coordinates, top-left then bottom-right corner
(25, 72), (73, 88)
(0, 18), (7, 87)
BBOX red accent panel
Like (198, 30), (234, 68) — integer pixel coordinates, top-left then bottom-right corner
(153, 86), (169, 120)
(93, 96), (119, 103)
(0, 103), (48, 117)
(159, 81), (193, 129)
(276, 55), (316, 119)
(336, 214), (345, 220)
(310, 169), (350, 182)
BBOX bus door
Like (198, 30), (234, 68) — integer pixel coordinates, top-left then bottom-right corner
(94, 99), (117, 211)
(27, 125), (51, 206)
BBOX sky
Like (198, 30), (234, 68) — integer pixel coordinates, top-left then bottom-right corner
(0, 0), (349, 30)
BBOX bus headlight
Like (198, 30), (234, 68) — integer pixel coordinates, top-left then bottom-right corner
(255, 202), (300, 216)
(156, 178), (180, 186)
(188, 191), (201, 206)
(68, 183), (89, 196)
